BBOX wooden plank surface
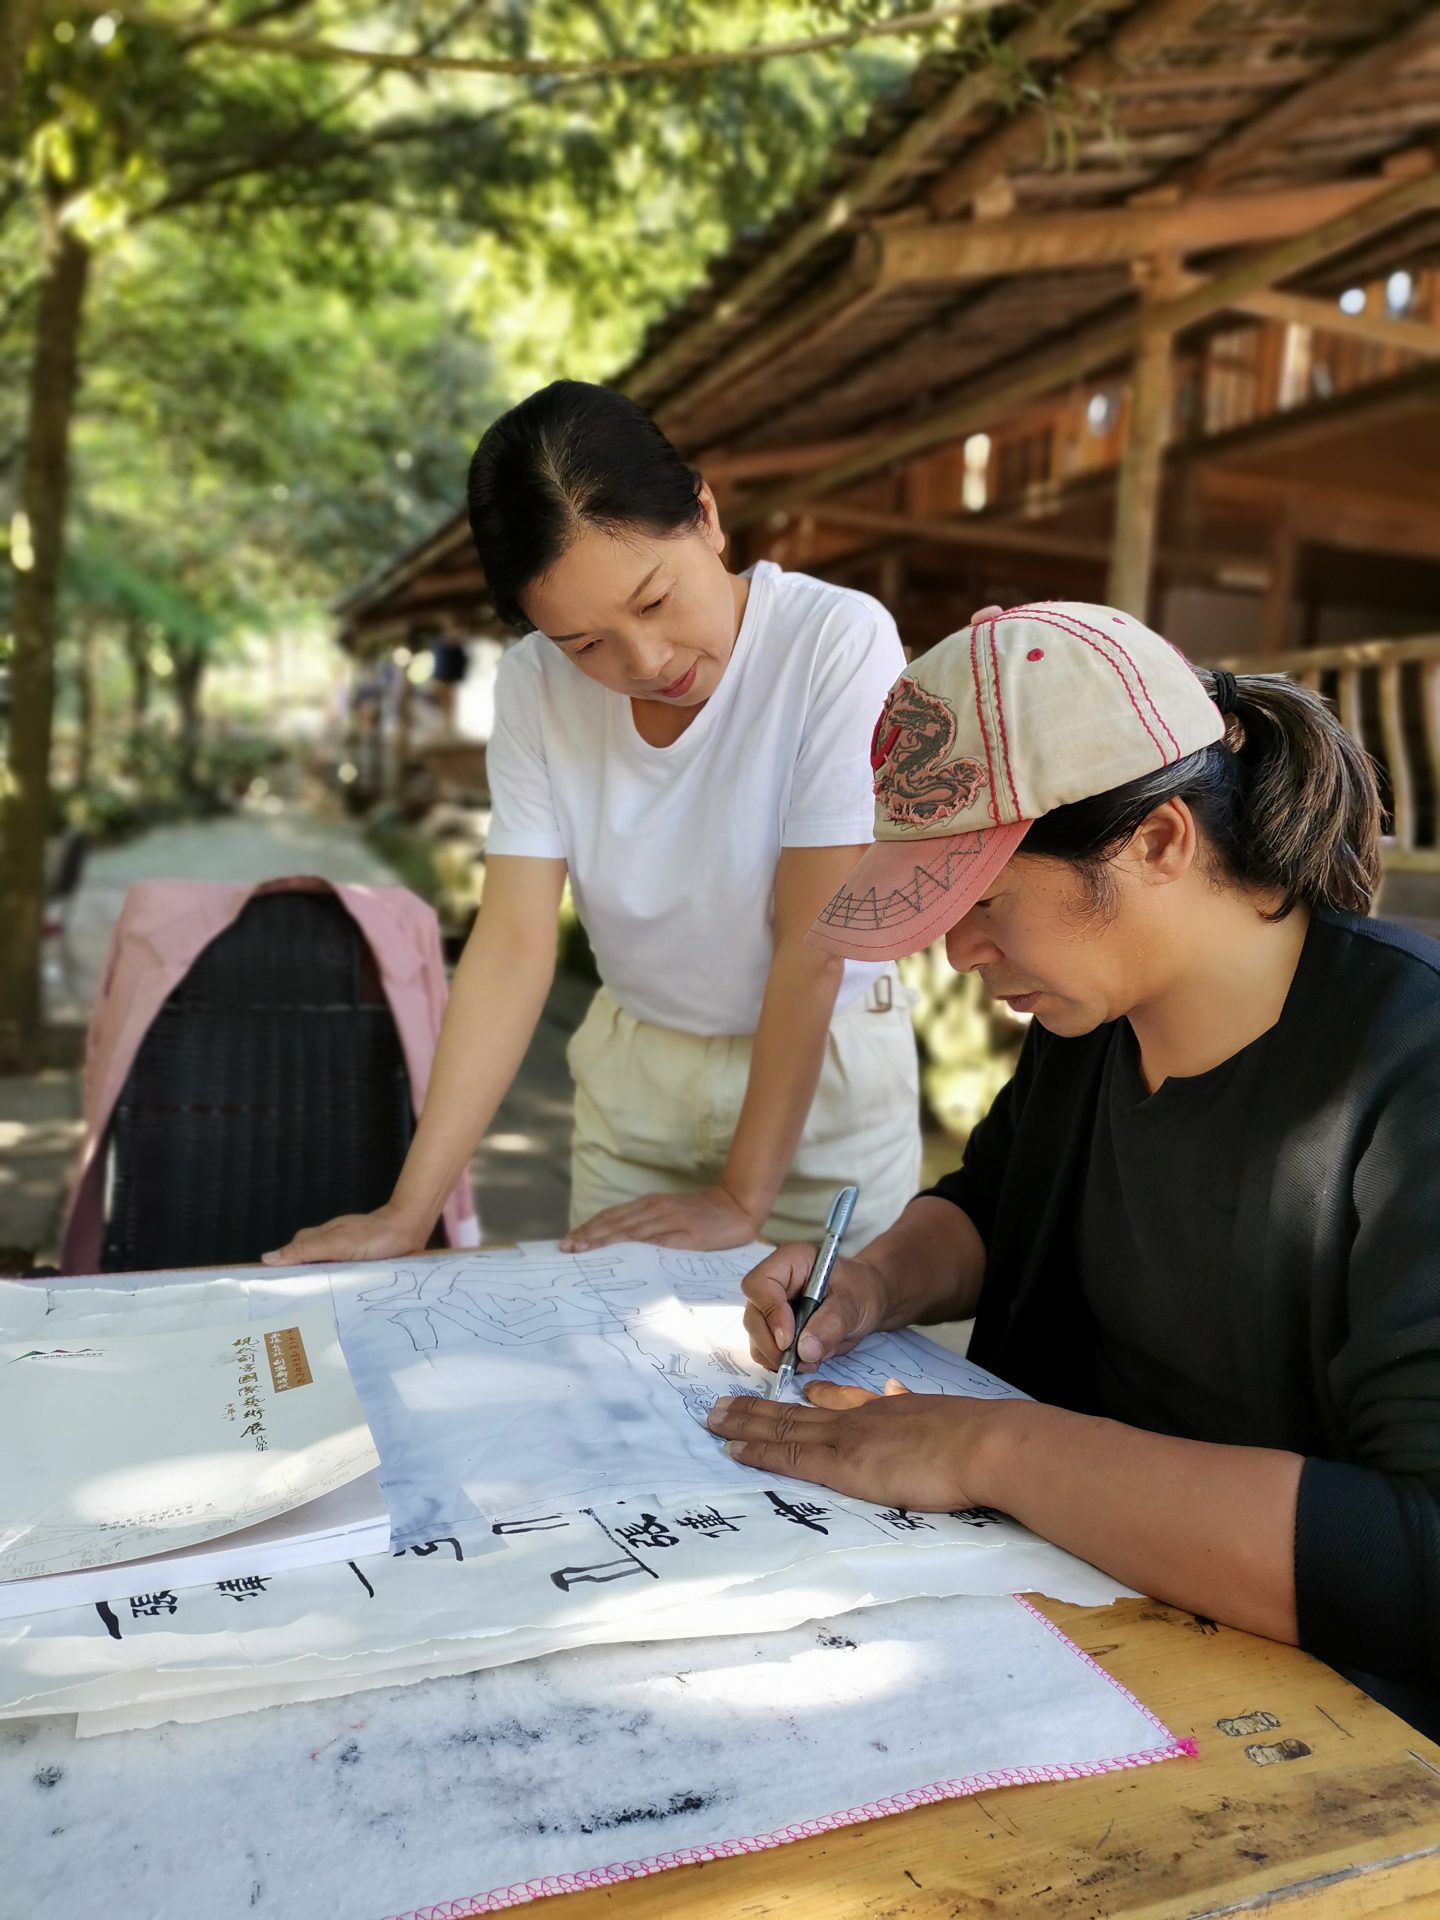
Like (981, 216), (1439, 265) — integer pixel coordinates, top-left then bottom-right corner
(538, 1597), (1440, 1919)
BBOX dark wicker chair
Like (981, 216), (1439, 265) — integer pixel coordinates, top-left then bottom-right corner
(101, 889), (417, 1271)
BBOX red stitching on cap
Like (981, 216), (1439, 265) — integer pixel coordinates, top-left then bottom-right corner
(1059, 608), (1180, 757)
(989, 621), (1021, 818)
(1003, 605), (1172, 764)
(969, 623), (1000, 825)
(1028, 606), (1181, 760)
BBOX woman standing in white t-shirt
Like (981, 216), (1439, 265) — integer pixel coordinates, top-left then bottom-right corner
(266, 382), (920, 1263)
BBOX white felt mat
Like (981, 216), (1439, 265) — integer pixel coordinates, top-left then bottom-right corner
(1, 1593), (1192, 1918)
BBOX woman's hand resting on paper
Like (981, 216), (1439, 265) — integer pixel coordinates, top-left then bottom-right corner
(561, 1183), (762, 1253)
(261, 1200), (430, 1266)
(706, 1378), (1015, 1514)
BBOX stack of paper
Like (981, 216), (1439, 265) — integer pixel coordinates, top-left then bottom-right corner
(0, 1310), (386, 1620)
(0, 1249), (1133, 1735)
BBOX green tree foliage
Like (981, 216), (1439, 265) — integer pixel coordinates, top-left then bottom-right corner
(0, 0), (982, 1062)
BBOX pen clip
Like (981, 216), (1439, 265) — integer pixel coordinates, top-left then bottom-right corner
(825, 1185), (858, 1240)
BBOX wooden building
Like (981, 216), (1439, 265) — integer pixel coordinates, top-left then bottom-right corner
(336, 0), (1440, 893)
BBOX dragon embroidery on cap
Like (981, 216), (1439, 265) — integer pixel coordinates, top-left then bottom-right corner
(870, 677), (987, 829)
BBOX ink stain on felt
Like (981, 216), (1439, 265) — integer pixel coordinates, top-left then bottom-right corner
(33, 1765), (63, 1789)
(818, 1628), (857, 1649)
(336, 1741), (362, 1767)
(484, 1716), (546, 1749)
(579, 1791), (710, 1834)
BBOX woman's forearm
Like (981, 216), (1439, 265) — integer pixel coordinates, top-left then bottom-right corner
(720, 939), (843, 1225)
(981, 1401), (1303, 1644)
(388, 895), (558, 1232)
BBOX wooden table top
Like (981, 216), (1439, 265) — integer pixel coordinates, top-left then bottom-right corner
(547, 1595), (1440, 1920)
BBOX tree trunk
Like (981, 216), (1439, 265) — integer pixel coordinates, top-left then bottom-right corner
(125, 626), (152, 735)
(0, 192), (89, 1069)
(172, 649), (206, 796)
(0, 0), (44, 132)
(74, 623), (96, 793)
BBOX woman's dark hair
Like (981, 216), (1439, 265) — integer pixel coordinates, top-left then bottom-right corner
(466, 380), (705, 627)
(1024, 671), (1383, 920)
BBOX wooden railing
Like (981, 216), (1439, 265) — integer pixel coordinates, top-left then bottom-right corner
(1208, 635), (1440, 872)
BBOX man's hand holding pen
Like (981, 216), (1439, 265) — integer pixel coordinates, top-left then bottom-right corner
(740, 1241), (893, 1375)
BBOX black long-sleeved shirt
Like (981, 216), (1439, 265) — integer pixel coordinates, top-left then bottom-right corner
(929, 910), (1440, 1736)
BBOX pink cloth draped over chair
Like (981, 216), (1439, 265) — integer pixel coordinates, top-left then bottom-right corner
(59, 875), (479, 1275)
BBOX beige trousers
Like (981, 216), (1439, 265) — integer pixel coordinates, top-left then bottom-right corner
(567, 974), (922, 1250)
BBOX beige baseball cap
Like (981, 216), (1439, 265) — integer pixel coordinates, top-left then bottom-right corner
(809, 601), (1226, 961)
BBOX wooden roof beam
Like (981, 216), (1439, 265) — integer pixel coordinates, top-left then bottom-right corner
(811, 502), (1266, 582)
(1174, 275), (1440, 361)
(1198, 470), (1440, 563)
(698, 437), (880, 481)
(1098, 59), (1334, 96)
(876, 177), (1396, 281)
(677, 176), (1403, 455)
(927, 0), (1226, 220)
(623, 0), (1114, 410)
(730, 161), (1440, 531)
(1175, 10), (1440, 195)
(813, 502), (1113, 563)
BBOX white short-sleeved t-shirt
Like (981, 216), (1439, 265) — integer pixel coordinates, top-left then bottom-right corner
(485, 560), (905, 1036)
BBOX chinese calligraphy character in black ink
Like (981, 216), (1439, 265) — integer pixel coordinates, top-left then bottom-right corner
(763, 1491), (831, 1534)
(676, 1507), (743, 1538)
(215, 1575), (272, 1601)
(614, 1513), (678, 1551)
(129, 1591), (179, 1618)
(878, 1507), (936, 1533)
(392, 1538), (464, 1562)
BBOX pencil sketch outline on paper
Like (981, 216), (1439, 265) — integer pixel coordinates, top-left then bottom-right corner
(354, 1257), (629, 1355)
(655, 1249), (756, 1297)
(820, 1333), (1026, 1402)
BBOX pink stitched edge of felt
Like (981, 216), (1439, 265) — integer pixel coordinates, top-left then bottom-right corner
(1013, 1593), (1198, 1758)
(382, 1600), (1199, 1920)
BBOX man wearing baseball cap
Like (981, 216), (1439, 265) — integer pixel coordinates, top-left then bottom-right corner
(708, 601), (1440, 1737)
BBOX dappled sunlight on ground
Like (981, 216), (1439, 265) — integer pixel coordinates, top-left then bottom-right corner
(0, 1075), (84, 1267)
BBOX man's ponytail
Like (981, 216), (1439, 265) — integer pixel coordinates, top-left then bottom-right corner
(1209, 672), (1381, 918)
